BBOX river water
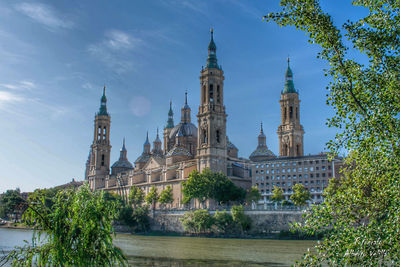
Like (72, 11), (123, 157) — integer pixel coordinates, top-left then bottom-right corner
(0, 228), (315, 266)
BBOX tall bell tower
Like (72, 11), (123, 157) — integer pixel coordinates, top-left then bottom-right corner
(197, 29), (227, 174)
(277, 58), (304, 157)
(87, 86), (112, 190)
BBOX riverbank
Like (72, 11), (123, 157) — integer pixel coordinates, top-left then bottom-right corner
(0, 222), (31, 230)
(134, 230), (322, 241)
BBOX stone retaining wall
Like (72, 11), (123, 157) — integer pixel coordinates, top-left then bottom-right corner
(150, 210), (304, 234)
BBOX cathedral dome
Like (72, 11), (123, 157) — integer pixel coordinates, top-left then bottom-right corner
(169, 122), (198, 139)
(167, 146), (192, 157)
(111, 159), (133, 169)
(135, 154), (151, 163)
(249, 147), (276, 162)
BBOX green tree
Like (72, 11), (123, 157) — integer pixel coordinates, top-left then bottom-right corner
(270, 186), (284, 204)
(246, 186), (262, 205)
(182, 169), (246, 206)
(290, 184), (311, 206)
(7, 184), (126, 266)
(213, 210), (237, 234)
(180, 209), (214, 234)
(266, 1), (400, 265)
(131, 206), (150, 233)
(0, 188), (24, 222)
(159, 185), (174, 209)
(145, 185), (159, 210)
(231, 205), (251, 232)
(182, 170), (211, 206)
(128, 186), (145, 208)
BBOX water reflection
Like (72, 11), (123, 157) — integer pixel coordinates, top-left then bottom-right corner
(0, 228), (315, 267)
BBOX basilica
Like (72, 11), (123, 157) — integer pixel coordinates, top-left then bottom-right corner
(84, 28), (324, 207)
(85, 30), (253, 208)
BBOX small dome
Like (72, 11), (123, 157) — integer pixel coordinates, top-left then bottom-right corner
(135, 153), (151, 163)
(249, 147), (276, 162)
(167, 146), (191, 157)
(227, 139), (238, 150)
(169, 122), (198, 139)
(112, 159), (134, 169)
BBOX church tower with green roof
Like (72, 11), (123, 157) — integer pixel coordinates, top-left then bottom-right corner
(277, 58), (304, 157)
(197, 29), (227, 174)
(87, 86), (112, 190)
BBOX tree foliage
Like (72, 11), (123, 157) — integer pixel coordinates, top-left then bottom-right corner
(246, 186), (262, 204)
(7, 184), (126, 266)
(128, 186), (145, 208)
(182, 168), (245, 205)
(159, 185), (174, 207)
(213, 210), (237, 234)
(231, 205), (252, 232)
(180, 209), (214, 234)
(270, 186), (284, 203)
(266, 0), (400, 265)
(0, 188), (25, 222)
(290, 184), (311, 206)
(145, 186), (159, 209)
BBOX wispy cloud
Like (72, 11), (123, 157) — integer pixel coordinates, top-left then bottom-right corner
(88, 30), (142, 74)
(15, 2), (74, 31)
(0, 80), (36, 90)
(0, 91), (25, 106)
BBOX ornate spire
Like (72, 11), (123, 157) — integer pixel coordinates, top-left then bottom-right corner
(206, 28), (220, 69)
(181, 91), (191, 123)
(166, 100), (174, 128)
(119, 138), (127, 160)
(155, 127), (161, 142)
(258, 122), (266, 147)
(143, 131), (151, 154)
(98, 85), (109, 115)
(283, 57), (297, 94)
(121, 137), (126, 151)
(259, 122), (265, 137)
(152, 127), (162, 155)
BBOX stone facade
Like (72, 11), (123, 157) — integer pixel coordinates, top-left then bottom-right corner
(85, 30), (251, 208)
(251, 155), (343, 204)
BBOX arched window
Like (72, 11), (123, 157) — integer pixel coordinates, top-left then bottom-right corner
(103, 127), (107, 140)
(98, 127), (101, 140)
(296, 144), (300, 155)
(203, 129), (207, 144)
(209, 84), (214, 102)
(284, 107), (287, 120)
(203, 85), (206, 103)
(216, 130), (220, 143)
(101, 154), (105, 166)
(289, 106), (293, 119)
(296, 107), (298, 119)
(217, 85), (220, 103)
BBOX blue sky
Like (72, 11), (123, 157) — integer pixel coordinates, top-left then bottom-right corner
(0, 0), (366, 193)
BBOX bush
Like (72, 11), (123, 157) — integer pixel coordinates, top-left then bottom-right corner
(231, 205), (252, 232)
(118, 205), (134, 226)
(180, 209), (214, 234)
(131, 206), (150, 232)
(213, 210), (237, 234)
